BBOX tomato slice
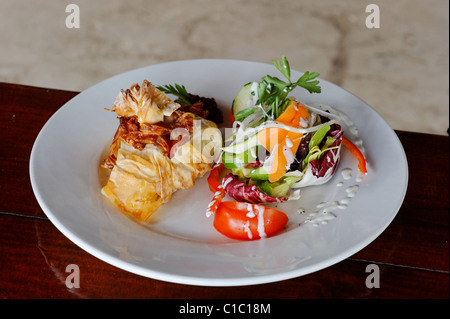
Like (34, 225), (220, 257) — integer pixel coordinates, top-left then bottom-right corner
(213, 201), (288, 240)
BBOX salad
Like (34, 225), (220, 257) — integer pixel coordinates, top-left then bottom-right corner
(206, 56), (367, 241)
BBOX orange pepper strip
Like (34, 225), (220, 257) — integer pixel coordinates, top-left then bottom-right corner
(257, 100), (310, 183)
(342, 136), (367, 174)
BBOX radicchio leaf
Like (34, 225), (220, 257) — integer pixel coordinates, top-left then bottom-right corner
(292, 124), (343, 188)
(222, 173), (288, 204)
(310, 124), (343, 178)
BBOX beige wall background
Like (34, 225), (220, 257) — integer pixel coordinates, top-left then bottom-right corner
(0, 0), (448, 135)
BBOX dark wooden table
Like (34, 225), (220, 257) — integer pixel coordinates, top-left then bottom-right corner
(0, 82), (448, 300)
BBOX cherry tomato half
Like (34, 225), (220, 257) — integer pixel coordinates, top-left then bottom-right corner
(213, 201), (288, 241)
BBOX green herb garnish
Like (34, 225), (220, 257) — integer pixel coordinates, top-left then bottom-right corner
(235, 107), (257, 122)
(157, 83), (192, 105)
(256, 55), (321, 119)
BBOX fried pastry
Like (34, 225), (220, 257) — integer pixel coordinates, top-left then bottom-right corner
(101, 81), (222, 221)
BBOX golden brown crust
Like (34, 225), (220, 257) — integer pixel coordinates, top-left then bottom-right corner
(101, 81), (222, 221)
(112, 80), (180, 125)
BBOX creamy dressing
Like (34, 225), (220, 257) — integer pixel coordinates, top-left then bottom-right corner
(316, 202), (327, 209)
(262, 143), (278, 172)
(255, 204), (267, 238)
(243, 220), (253, 239)
(291, 103), (367, 226)
(260, 119), (340, 135)
(300, 163), (364, 226)
(346, 185), (359, 197)
(341, 168), (352, 180)
(206, 176), (234, 218)
(310, 103), (367, 159)
(299, 116), (309, 128)
(285, 137), (293, 148)
(291, 145), (340, 188)
(206, 185), (223, 218)
(356, 171), (365, 182)
(229, 98), (368, 231)
(304, 210), (337, 226)
(231, 117), (340, 146)
(288, 189), (301, 201)
(242, 203), (267, 240)
(222, 175), (234, 189)
(302, 179), (361, 226)
(282, 145), (296, 169)
(246, 204), (256, 218)
(231, 101), (365, 172)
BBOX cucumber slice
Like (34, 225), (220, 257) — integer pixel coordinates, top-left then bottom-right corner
(308, 125), (331, 150)
(249, 167), (269, 180)
(232, 82), (257, 117)
(222, 133), (260, 154)
(222, 146), (258, 169)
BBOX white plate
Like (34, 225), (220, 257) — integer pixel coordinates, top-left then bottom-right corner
(30, 59), (408, 286)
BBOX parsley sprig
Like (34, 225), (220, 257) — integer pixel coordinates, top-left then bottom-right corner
(156, 83), (192, 105)
(255, 55), (321, 119)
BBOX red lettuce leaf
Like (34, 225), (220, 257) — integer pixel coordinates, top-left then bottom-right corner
(222, 173), (288, 204)
(309, 124), (343, 178)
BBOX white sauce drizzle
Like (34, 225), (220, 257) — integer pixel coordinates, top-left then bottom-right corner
(285, 137), (293, 148)
(341, 168), (352, 180)
(230, 99), (368, 231)
(262, 143), (278, 172)
(291, 102), (368, 227)
(255, 204), (267, 238)
(222, 176), (234, 189)
(305, 210), (337, 226)
(299, 116), (309, 128)
(356, 171), (364, 182)
(206, 184), (224, 217)
(241, 203), (267, 239)
(231, 118), (340, 146)
(282, 145), (296, 169)
(243, 220), (252, 239)
(346, 185), (359, 197)
(246, 203), (255, 218)
(206, 176), (234, 218)
(310, 103), (367, 160)
(303, 182), (361, 226)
